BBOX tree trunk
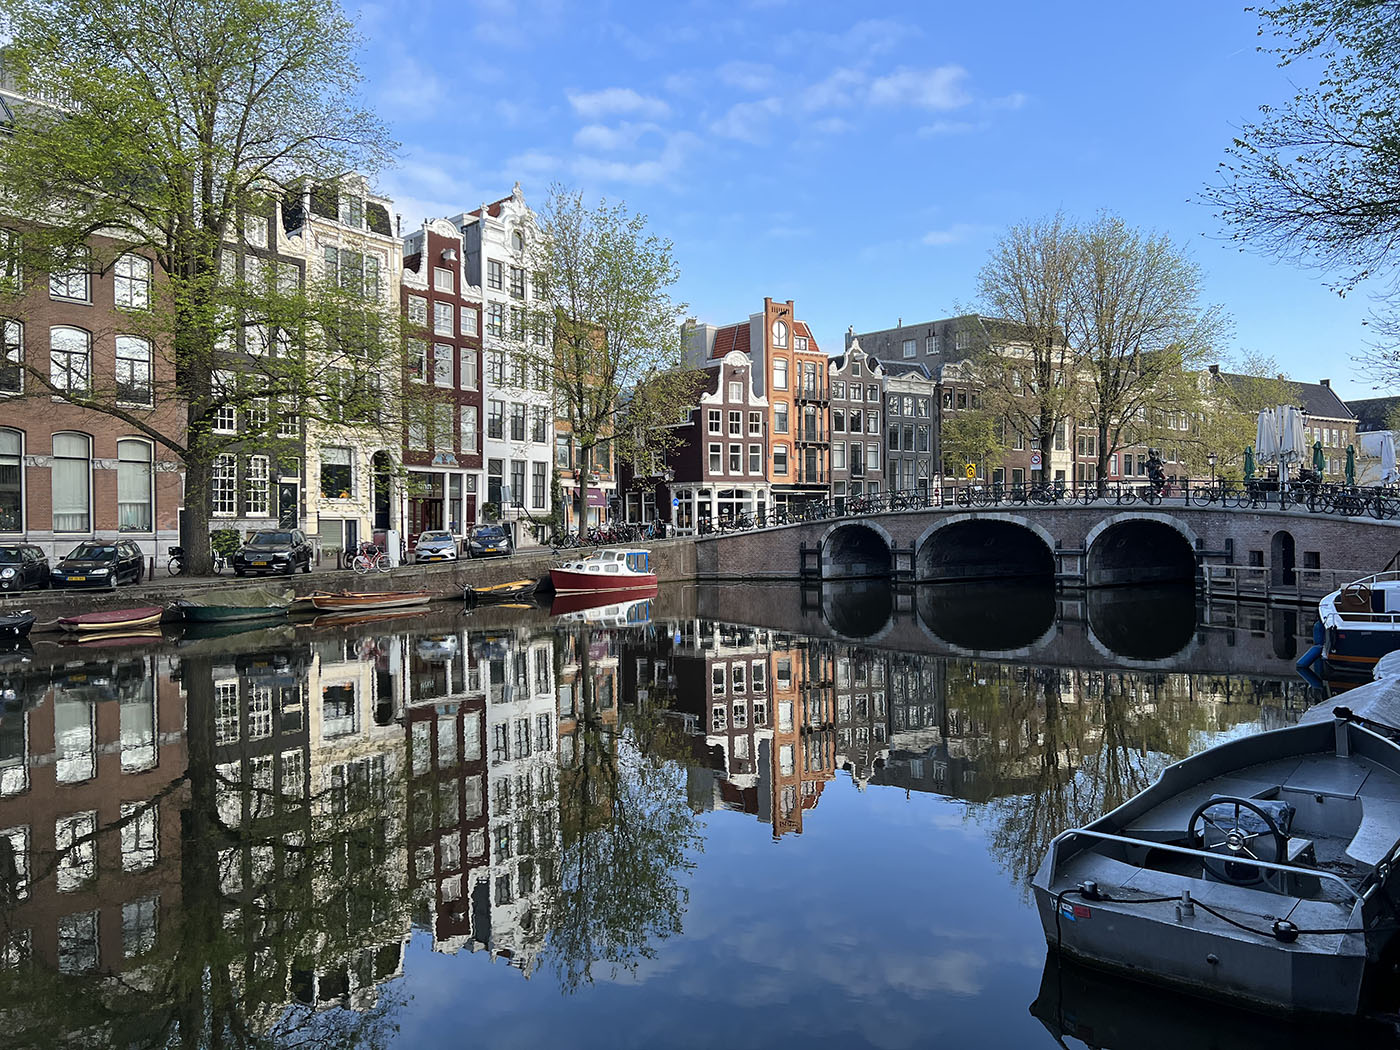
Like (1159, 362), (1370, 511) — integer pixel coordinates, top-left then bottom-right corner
(1097, 420), (1111, 495)
(182, 432), (216, 576)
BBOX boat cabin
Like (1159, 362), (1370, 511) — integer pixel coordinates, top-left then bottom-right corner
(563, 549), (650, 576)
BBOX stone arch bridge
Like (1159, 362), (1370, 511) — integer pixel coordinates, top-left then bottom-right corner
(693, 504), (1400, 587)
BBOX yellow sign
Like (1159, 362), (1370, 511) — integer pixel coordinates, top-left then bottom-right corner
(964, 463), (976, 480)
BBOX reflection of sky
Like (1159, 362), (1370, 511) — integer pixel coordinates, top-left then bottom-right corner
(393, 777), (1050, 1050)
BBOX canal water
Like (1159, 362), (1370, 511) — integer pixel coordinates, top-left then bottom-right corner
(0, 581), (1392, 1048)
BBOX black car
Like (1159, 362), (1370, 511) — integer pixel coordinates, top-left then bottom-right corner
(51, 540), (145, 589)
(0, 544), (50, 592)
(465, 525), (513, 559)
(232, 529), (313, 576)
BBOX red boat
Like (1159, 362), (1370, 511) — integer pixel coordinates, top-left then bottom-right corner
(57, 605), (164, 633)
(550, 548), (657, 594)
(550, 584), (658, 617)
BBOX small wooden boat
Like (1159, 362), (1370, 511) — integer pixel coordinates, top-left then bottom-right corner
(463, 579), (537, 606)
(57, 605), (163, 633)
(550, 548), (657, 594)
(291, 590), (432, 614)
(172, 586), (293, 623)
(0, 610), (35, 638)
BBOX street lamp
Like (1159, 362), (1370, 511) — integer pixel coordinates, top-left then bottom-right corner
(1208, 451), (1217, 489)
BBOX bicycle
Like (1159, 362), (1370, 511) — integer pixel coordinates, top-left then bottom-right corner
(168, 545), (224, 576)
(350, 541), (391, 574)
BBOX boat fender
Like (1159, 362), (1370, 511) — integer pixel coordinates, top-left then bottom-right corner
(1296, 643), (1324, 673)
(1313, 620), (1325, 646)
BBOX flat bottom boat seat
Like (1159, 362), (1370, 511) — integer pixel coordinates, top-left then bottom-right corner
(1345, 798), (1400, 868)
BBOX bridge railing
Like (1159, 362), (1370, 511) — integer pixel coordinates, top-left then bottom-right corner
(693, 479), (1400, 535)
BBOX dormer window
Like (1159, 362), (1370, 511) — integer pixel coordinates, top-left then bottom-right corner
(772, 320), (788, 349)
(338, 194), (364, 229)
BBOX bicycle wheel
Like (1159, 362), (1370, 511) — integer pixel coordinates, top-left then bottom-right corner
(167, 556), (182, 576)
(212, 554), (224, 575)
(353, 556), (371, 575)
(1142, 489), (1163, 506)
(374, 553), (391, 573)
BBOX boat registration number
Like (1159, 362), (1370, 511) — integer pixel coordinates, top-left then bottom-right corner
(252, 561), (268, 566)
(69, 575), (86, 582)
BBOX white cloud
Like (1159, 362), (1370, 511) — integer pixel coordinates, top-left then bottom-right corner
(813, 116), (852, 135)
(571, 130), (700, 187)
(567, 87), (670, 120)
(918, 119), (980, 137)
(869, 66), (971, 110)
(922, 223), (983, 246)
(988, 91), (1030, 110)
(717, 61), (776, 93)
(801, 67), (865, 111)
(572, 122), (662, 152)
(709, 97), (782, 143)
(506, 150), (562, 177)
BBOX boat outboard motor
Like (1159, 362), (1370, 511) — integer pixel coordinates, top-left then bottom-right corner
(1188, 795), (1294, 889)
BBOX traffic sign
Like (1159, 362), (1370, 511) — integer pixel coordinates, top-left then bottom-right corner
(672, 497), (679, 507)
(965, 463), (976, 479)
(1030, 451), (1042, 469)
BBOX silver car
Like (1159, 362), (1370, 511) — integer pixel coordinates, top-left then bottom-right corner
(413, 529), (458, 563)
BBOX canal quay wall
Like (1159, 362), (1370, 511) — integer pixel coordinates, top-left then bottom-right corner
(2, 538), (698, 629)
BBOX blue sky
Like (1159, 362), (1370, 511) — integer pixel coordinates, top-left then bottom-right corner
(357, 0), (1380, 399)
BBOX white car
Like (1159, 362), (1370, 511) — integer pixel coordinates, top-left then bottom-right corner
(413, 529), (458, 563)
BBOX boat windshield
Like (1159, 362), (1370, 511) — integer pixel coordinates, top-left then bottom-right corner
(247, 532), (294, 547)
(67, 544), (116, 561)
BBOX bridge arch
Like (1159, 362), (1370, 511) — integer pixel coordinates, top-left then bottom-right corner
(1084, 512), (1198, 587)
(821, 521), (894, 579)
(914, 513), (1056, 582)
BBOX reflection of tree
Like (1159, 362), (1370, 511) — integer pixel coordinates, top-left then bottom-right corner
(545, 627), (700, 993)
(0, 652), (410, 1049)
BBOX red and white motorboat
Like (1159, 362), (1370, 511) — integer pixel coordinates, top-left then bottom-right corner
(549, 548), (657, 594)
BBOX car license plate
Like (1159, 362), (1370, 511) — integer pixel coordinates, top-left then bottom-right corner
(253, 561), (268, 566)
(70, 575), (86, 582)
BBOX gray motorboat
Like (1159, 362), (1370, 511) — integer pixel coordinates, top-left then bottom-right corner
(1032, 698), (1400, 1015)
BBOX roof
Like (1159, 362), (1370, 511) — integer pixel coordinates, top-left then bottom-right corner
(878, 360), (932, 379)
(464, 194), (513, 219)
(1347, 396), (1400, 432)
(710, 322), (749, 358)
(1214, 370), (1355, 421)
(794, 321), (821, 354)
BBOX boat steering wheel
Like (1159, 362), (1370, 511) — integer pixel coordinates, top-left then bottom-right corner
(1188, 796), (1287, 885)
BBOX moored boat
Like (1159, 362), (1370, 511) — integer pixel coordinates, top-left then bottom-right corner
(57, 605), (164, 633)
(290, 590), (432, 614)
(463, 579), (538, 606)
(1317, 570), (1400, 672)
(550, 585), (656, 620)
(0, 610), (35, 638)
(171, 586), (293, 623)
(1032, 697), (1400, 1015)
(549, 548), (656, 594)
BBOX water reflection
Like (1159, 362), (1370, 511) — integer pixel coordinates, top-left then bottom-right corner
(0, 587), (1327, 1047)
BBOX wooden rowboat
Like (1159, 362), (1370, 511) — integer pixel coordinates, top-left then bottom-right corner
(463, 579), (538, 606)
(57, 605), (164, 633)
(291, 591), (433, 614)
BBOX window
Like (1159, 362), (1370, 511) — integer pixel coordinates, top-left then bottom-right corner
(511, 354), (525, 386)
(795, 335), (809, 351)
(955, 329), (970, 350)
(114, 254), (152, 310)
(487, 260), (503, 291)
(831, 380), (845, 399)
(775, 403), (788, 434)
(532, 462), (546, 508)
(461, 405), (478, 452)
(52, 433), (91, 531)
(0, 320), (21, 394)
(488, 459), (503, 503)
(122, 897), (158, 959)
(868, 443), (880, 471)
(773, 358), (788, 390)
(120, 801), (158, 871)
(0, 228), (20, 292)
(509, 459), (525, 504)
(832, 408), (845, 432)
(902, 338), (915, 358)
(509, 306), (525, 339)
(0, 429), (21, 531)
(433, 301), (454, 336)
(773, 444), (788, 476)
(56, 812), (97, 891)
(708, 409), (721, 434)
(748, 411), (762, 436)
(486, 351), (504, 385)
(461, 305), (479, 336)
(58, 911), (98, 974)
(888, 424), (900, 451)
(887, 394), (899, 416)
(772, 320), (788, 348)
(487, 304), (504, 337)
(728, 410), (741, 436)
(926, 335), (937, 354)
(431, 401), (453, 451)
(245, 454), (270, 515)
(509, 265), (525, 298)
(50, 327), (90, 393)
(49, 249), (90, 302)
(832, 442), (846, 470)
(116, 439), (153, 530)
(748, 444), (761, 473)
(115, 336), (153, 406)
(917, 424), (930, 452)
(211, 453), (238, 514)
(850, 383), (863, 401)
(708, 443), (722, 473)
(460, 347), (478, 389)
(728, 444), (741, 472)
(433, 344), (453, 386)
(555, 435), (572, 468)
(510, 402), (526, 441)
(319, 446), (353, 499)
(434, 266), (454, 293)
(407, 339), (427, 383)
(532, 405), (549, 443)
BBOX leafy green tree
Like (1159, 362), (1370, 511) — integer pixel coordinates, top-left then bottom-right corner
(0, 0), (397, 573)
(939, 409), (1005, 479)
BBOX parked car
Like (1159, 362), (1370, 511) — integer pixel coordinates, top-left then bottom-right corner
(232, 529), (313, 576)
(465, 525), (512, 559)
(51, 540), (145, 589)
(413, 529), (458, 563)
(0, 543), (50, 592)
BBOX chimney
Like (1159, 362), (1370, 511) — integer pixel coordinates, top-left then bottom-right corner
(395, 213), (402, 236)
(897, 317), (902, 328)
(1320, 378), (1331, 387)
(1209, 363), (1219, 376)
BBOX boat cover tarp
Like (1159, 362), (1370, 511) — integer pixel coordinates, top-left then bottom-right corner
(175, 586), (293, 609)
(1303, 674), (1400, 727)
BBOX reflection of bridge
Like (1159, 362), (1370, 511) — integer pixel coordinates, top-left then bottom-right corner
(694, 580), (1318, 680)
(695, 504), (1396, 587)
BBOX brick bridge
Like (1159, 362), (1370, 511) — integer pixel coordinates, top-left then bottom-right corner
(693, 503), (1400, 587)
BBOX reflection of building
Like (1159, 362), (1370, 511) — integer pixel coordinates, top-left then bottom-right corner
(830, 647), (889, 789)
(0, 654), (186, 976)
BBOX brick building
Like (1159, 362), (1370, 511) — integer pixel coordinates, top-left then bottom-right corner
(401, 218), (485, 541)
(827, 340), (885, 508)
